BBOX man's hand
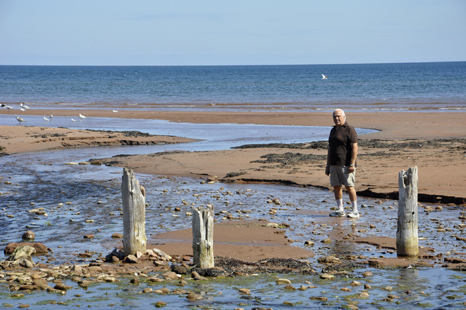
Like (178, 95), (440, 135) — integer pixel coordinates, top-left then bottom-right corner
(325, 166), (330, 176)
(348, 166), (355, 173)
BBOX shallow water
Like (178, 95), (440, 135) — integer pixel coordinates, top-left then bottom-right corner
(1, 119), (466, 309)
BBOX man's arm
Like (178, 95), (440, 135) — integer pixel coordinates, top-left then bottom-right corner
(348, 142), (358, 173)
(325, 147), (331, 176)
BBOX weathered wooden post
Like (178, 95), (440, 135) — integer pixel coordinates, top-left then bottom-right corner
(192, 204), (214, 268)
(396, 166), (419, 257)
(122, 168), (147, 256)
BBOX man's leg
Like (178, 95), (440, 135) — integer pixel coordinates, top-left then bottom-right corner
(329, 186), (345, 217)
(346, 186), (359, 217)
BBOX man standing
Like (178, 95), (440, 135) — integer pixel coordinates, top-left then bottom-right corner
(325, 109), (359, 218)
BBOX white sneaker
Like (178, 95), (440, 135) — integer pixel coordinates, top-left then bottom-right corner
(329, 210), (345, 217)
(347, 210), (360, 218)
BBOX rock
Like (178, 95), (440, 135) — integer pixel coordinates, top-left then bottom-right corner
(284, 284), (296, 290)
(320, 273), (335, 280)
(310, 296), (327, 301)
(83, 234), (94, 239)
(187, 291), (203, 300)
(317, 256), (340, 264)
(152, 248), (172, 260)
(266, 223), (280, 228)
(239, 288), (250, 295)
(304, 240), (314, 246)
(162, 271), (179, 280)
(364, 284), (371, 289)
(2, 245), (36, 268)
(351, 280), (362, 286)
(321, 238), (332, 243)
(171, 264), (188, 274)
(143, 288), (153, 293)
(124, 255), (138, 263)
(155, 301), (167, 307)
(360, 292), (370, 298)
(22, 231), (35, 241)
(111, 233), (123, 239)
(276, 278), (292, 285)
(362, 271), (373, 277)
(130, 278), (140, 284)
(54, 283), (72, 291)
(4, 242), (48, 255)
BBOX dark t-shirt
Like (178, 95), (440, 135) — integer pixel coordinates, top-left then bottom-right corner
(328, 123), (358, 166)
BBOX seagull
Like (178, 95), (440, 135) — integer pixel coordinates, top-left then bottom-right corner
(16, 116), (26, 124)
(50, 115), (53, 119)
(44, 116), (50, 121)
(20, 103), (31, 110)
(20, 108), (26, 112)
(112, 110), (118, 113)
(71, 118), (76, 122)
(321, 74), (328, 80)
(79, 114), (86, 119)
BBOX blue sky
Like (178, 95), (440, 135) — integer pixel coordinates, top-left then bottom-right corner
(1, 0), (465, 66)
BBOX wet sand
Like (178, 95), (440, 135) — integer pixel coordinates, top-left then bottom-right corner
(1, 109), (466, 263)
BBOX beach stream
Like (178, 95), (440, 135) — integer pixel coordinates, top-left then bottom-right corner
(1, 117), (465, 309)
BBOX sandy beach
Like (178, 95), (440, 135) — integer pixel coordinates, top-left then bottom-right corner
(2, 109), (464, 204)
(1, 109), (465, 263)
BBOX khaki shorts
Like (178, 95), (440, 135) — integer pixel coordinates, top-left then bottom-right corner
(329, 165), (355, 187)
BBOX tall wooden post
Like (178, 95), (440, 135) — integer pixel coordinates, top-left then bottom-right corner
(122, 168), (147, 256)
(396, 166), (419, 257)
(192, 204), (214, 268)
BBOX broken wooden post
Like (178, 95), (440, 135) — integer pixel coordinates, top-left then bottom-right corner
(192, 204), (214, 268)
(122, 168), (147, 256)
(396, 166), (419, 257)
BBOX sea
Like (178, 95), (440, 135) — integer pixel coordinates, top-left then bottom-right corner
(1, 61), (466, 112)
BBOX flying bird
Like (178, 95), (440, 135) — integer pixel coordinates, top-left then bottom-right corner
(16, 116), (26, 123)
(79, 114), (86, 119)
(321, 74), (328, 80)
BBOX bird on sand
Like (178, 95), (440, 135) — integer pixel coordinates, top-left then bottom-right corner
(321, 74), (328, 80)
(16, 116), (26, 123)
(44, 116), (50, 121)
(113, 110), (118, 113)
(20, 103), (31, 110)
(79, 114), (86, 119)
(20, 107), (26, 112)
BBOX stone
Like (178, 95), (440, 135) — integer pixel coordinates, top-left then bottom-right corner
(83, 234), (94, 239)
(351, 281), (362, 286)
(2, 245), (36, 268)
(22, 231), (35, 240)
(317, 256), (340, 264)
(304, 240), (314, 246)
(143, 288), (153, 293)
(111, 233), (123, 239)
(54, 283), (72, 291)
(4, 242), (48, 255)
(187, 291), (203, 300)
(152, 248), (172, 260)
(239, 288), (250, 295)
(362, 271), (373, 277)
(320, 273), (335, 280)
(155, 301), (167, 307)
(162, 271), (179, 280)
(124, 255), (138, 263)
(171, 264), (188, 274)
(276, 278), (292, 285)
(360, 292), (370, 298)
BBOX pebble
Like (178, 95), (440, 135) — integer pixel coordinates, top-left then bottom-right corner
(239, 288), (250, 295)
(276, 278), (292, 285)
